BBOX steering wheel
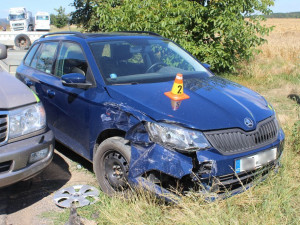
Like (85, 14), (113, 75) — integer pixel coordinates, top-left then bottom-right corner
(145, 62), (167, 73)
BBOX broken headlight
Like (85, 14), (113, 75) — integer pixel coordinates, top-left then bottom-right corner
(145, 122), (211, 152)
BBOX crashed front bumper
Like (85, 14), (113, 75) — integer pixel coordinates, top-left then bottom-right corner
(127, 129), (285, 200)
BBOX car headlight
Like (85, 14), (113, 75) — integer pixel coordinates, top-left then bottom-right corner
(8, 102), (46, 139)
(145, 122), (211, 152)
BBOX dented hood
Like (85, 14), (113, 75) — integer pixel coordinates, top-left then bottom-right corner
(0, 71), (36, 109)
(106, 76), (274, 131)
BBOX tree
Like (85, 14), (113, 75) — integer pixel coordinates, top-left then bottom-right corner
(52, 6), (69, 28)
(71, 0), (274, 72)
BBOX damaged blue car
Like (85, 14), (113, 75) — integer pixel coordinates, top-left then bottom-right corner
(16, 31), (285, 199)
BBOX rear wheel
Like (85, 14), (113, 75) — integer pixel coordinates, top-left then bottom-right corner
(93, 137), (131, 196)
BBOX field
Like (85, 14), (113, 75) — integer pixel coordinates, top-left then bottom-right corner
(45, 19), (300, 224)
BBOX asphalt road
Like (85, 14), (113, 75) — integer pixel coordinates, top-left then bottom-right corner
(0, 49), (27, 74)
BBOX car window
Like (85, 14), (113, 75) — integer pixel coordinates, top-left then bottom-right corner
(24, 44), (40, 66)
(31, 42), (58, 74)
(54, 42), (88, 78)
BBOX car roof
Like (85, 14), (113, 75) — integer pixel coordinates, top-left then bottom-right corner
(38, 31), (165, 43)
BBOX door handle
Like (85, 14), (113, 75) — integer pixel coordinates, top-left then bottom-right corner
(47, 89), (55, 98)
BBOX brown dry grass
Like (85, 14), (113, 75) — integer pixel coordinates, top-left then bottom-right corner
(239, 19), (300, 80)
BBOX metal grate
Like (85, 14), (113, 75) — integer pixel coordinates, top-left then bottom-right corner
(0, 114), (8, 145)
(204, 116), (278, 155)
(0, 161), (12, 173)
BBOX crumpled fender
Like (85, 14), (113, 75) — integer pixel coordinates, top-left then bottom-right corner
(125, 122), (193, 180)
(128, 143), (193, 179)
(99, 101), (193, 180)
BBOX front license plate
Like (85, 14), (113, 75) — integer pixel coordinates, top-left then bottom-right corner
(235, 148), (277, 173)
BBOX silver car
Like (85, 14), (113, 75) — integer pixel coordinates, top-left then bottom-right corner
(0, 45), (54, 187)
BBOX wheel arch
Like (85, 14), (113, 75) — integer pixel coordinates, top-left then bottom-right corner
(93, 129), (127, 157)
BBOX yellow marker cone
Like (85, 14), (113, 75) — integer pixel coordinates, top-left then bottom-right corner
(164, 73), (190, 101)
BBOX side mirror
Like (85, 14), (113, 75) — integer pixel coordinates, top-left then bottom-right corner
(61, 73), (92, 89)
(202, 63), (211, 70)
(0, 44), (7, 60)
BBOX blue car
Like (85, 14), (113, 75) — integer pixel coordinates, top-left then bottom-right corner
(16, 31), (284, 199)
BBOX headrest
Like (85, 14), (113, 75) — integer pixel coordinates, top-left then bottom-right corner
(112, 44), (132, 60)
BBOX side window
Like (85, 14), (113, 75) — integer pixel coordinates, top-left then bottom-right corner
(55, 42), (88, 78)
(31, 42), (59, 74)
(24, 44), (40, 66)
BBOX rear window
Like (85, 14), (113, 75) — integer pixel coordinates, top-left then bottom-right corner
(24, 44), (40, 66)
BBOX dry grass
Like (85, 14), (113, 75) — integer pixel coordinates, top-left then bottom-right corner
(238, 19), (300, 82)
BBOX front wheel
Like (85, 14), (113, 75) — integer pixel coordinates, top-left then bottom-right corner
(93, 137), (131, 196)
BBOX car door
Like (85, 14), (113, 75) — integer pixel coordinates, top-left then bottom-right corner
(17, 41), (95, 160)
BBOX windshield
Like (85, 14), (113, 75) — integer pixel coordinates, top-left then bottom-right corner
(36, 15), (49, 20)
(9, 14), (25, 21)
(90, 38), (212, 85)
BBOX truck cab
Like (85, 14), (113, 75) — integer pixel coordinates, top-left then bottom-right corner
(35, 12), (50, 31)
(8, 7), (33, 32)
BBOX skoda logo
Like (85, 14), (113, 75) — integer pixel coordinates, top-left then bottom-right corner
(244, 118), (254, 128)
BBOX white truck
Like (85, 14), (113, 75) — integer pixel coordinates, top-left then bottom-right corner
(0, 8), (48, 50)
(8, 7), (34, 32)
(35, 12), (50, 31)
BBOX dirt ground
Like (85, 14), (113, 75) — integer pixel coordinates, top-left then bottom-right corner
(0, 142), (98, 225)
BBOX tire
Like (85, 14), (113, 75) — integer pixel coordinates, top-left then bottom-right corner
(93, 137), (131, 196)
(14, 34), (31, 50)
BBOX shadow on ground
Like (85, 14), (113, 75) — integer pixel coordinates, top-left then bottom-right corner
(54, 141), (93, 172)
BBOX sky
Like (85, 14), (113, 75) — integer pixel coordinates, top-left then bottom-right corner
(0, 0), (74, 18)
(0, 0), (299, 18)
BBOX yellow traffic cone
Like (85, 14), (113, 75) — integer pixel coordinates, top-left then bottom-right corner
(164, 73), (190, 101)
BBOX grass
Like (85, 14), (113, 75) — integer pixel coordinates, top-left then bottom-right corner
(44, 19), (300, 224)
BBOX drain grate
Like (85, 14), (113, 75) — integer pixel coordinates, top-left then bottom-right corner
(53, 185), (100, 208)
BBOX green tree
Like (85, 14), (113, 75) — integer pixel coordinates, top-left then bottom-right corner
(71, 0), (274, 72)
(52, 6), (69, 28)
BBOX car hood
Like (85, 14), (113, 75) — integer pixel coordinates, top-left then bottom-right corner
(106, 76), (274, 131)
(0, 71), (36, 109)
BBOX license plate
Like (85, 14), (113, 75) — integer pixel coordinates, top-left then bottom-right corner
(235, 148), (277, 173)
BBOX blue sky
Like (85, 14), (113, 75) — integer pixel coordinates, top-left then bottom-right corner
(0, 0), (74, 18)
(0, 0), (299, 18)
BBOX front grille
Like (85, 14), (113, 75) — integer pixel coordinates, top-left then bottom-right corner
(200, 161), (276, 194)
(0, 161), (12, 173)
(13, 23), (24, 27)
(204, 116), (278, 155)
(0, 114), (8, 145)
